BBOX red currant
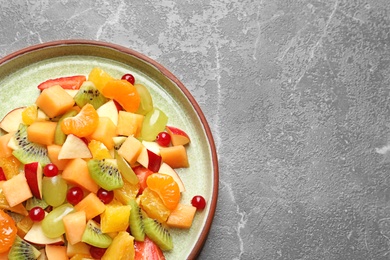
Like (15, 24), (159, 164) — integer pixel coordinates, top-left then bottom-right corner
(191, 195), (206, 210)
(66, 186), (84, 205)
(121, 73), (135, 85)
(156, 132), (171, 147)
(43, 163), (59, 177)
(97, 188), (114, 204)
(89, 246), (106, 259)
(29, 207), (45, 222)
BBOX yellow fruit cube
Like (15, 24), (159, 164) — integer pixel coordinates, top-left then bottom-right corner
(116, 111), (144, 137)
(100, 205), (131, 233)
(102, 231), (135, 260)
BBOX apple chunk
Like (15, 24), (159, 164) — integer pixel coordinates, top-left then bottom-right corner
(137, 146), (162, 173)
(96, 100), (118, 125)
(158, 163), (185, 192)
(58, 134), (92, 159)
(25, 162), (43, 199)
(0, 107), (24, 133)
(166, 126), (190, 146)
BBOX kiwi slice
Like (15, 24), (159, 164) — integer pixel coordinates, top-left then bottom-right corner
(74, 81), (108, 109)
(88, 159), (124, 191)
(143, 217), (173, 251)
(25, 197), (48, 211)
(54, 109), (78, 145)
(12, 124), (50, 166)
(82, 219), (113, 248)
(8, 236), (41, 260)
(128, 199), (145, 241)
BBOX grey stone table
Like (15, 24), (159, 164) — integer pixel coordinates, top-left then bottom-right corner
(1, 0), (390, 259)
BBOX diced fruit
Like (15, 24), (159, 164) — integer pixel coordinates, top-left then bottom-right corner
(96, 100), (118, 125)
(101, 231), (135, 260)
(88, 140), (112, 160)
(27, 121), (57, 145)
(191, 195), (207, 210)
(47, 145), (70, 170)
(88, 159), (124, 191)
(42, 175), (68, 207)
(166, 204), (196, 229)
(137, 147), (162, 173)
(24, 218), (65, 245)
(101, 79), (141, 113)
(117, 136), (143, 166)
(63, 211), (87, 245)
(143, 218), (173, 251)
(160, 145), (189, 168)
(146, 173), (180, 210)
(81, 220), (112, 249)
(62, 158), (99, 193)
(113, 179), (139, 205)
(0, 133), (14, 158)
(45, 245), (68, 260)
(8, 236), (41, 259)
(116, 110), (144, 137)
(22, 104), (38, 125)
(100, 205), (131, 233)
(165, 126), (190, 146)
(88, 67), (114, 93)
(88, 117), (116, 150)
(0, 181), (28, 216)
(89, 246), (107, 259)
(73, 81), (108, 109)
(0, 107), (24, 133)
(58, 134), (92, 160)
(35, 85), (75, 118)
(16, 215), (34, 238)
(24, 162), (43, 200)
(133, 166), (154, 194)
(54, 109), (79, 145)
(66, 242), (91, 258)
(0, 209), (17, 253)
(2, 173), (33, 207)
(139, 188), (171, 223)
(134, 237), (165, 260)
(134, 83), (154, 116)
(116, 153), (139, 185)
(41, 203), (74, 239)
(74, 193), (106, 220)
(37, 75), (86, 90)
(158, 163), (185, 192)
(141, 108), (168, 142)
(128, 199), (145, 242)
(25, 196), (48, 211)
(61, 103), (99, 137)
(0, 156), (20, 180)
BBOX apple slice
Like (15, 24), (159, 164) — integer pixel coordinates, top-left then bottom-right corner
(0, 107), (24, 133)
(25, 162), (43, 199)
(137, 146), (162, 173)
(165, 126), (190, 146)
(58, 134), (92, 160)
(24, 219), (65, 245)
(158, 163), (185, 192)
(96, 100), (118, 125)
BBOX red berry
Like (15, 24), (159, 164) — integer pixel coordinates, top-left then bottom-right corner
(121, 73), (135, 85)
(43, 163), (59, 177)
(156, 132), (171, 147)
(66, 186), (84, 205)
(191, 195), (206, 210)
(97, 188), (114, 204)
(89, 246), (106, 259)
(29, 207), (45, 222)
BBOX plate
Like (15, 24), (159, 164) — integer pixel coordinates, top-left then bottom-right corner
(0, 40), (218, 259)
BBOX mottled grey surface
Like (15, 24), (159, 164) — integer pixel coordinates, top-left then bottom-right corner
(2, 0), (390, 259)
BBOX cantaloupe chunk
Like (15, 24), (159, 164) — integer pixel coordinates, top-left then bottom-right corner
(116, 111), (144, 137)
(0, 133), (14, 158)
(45, 245), (68, 260)
(47, 144), (70, 171)
(27, 121), (57, 145)
(36, 85), (75, 118)
(88, 117), (116, 150)
(0, 181), (29, 216)
(160, 145), (189, 168)
(66, 242), (91, 258)
(117, 136), (143, 166)
(62, 158), (98, 193)
(166, 203), (197, 229)
(63, 211), (87, 245)
(2, 173), (33, 207)
(74, 192), (105, 220)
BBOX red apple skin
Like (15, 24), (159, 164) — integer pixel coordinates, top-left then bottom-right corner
(24, 162), (43, 199)
(165, 126), (190, 146)
(147, 149), (162, 173)
(0, 168), (6, 181)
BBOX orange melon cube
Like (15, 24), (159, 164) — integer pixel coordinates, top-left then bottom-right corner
(166, 203), (197, 229)
(63, 211), (87, 245)
(100, 205), (131, 233)
(27, 121), (57, 145)
(102, 231), (135, 260)
(45, 245), (68, 260)
(36, 85), (75, 118)
(116, 111), (144, 137)
(74, 192), (106, 220)
(2, 174), (33, 207)
(47, 144), (70, 170)
(62, 158), (99, 193)
(88, 117), (116, 150)
(160, 145), (189, 168)
(0, 181), (28, 216)
(117, 136), (143, 166)
(0, 133), (14, 158)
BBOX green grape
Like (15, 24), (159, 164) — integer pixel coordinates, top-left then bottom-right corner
(42, 203), (74, 238)
(135, 83), (153, 115)
(141, 108), (168, 141)
(42, 175), (68, 207)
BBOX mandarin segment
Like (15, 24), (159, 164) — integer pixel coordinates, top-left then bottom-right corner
(61, 103), (99, 137)
(101, 80), (141, 113)
(146, 173), (180, 210)
(0, 210), (17, 253)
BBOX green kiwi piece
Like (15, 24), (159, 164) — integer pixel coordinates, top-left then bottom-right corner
(81, 219), (113, 248)
(8, 236), (41, 260)
(73, 81), (108, 109)
(128, 199), (145, 241)
(12, 124), (50, 166)
(143, 217), (173, 251)
(25, 197), (48, 211)
(54, 109), (78, 145)
(87, 159), (124, 191)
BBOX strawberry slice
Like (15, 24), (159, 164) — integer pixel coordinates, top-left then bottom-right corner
(134, 237), (165, 260)
(37, 75), (86, 90)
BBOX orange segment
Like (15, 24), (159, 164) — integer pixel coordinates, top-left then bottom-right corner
(146, 173), (180, 210)
(101, 80), (140, 113)
(0, 210), (17, 253)
(0, 156), (20, 180)
(21, 104), (38, 125)
(88, 67), (115, 92)
(61, 103), (99, 137)
(88, 140), (112, 160)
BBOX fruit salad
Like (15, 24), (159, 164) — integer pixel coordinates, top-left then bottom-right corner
(0, 67), (206, 260)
